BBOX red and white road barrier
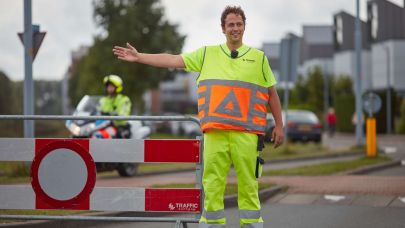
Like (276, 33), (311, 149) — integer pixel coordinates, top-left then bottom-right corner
(0, 138), (200, 163)
(0, 186), (200, 212)
(0, 138), (201, 212)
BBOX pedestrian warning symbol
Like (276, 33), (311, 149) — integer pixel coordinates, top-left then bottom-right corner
(214, 89), (242, 117)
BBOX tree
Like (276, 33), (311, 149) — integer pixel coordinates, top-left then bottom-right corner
(0, 71), (19, 114)
(0, 71), (23, 137)
(69, 0), (186, 111)
(290, 75), (308, 104)
(397, 99), (405, 134)
(306, 67), (324, 116)
(332, 76), (355, 132)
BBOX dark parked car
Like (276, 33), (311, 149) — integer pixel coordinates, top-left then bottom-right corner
(265, 110), (322, 143)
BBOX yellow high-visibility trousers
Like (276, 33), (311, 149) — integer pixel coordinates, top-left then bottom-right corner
(199, 130), (263, 228)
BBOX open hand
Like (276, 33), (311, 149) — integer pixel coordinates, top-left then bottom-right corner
(271, 125), (284, 148)
(113, 42), (140, 62)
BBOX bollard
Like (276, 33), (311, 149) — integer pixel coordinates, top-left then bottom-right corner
(366, 118), (377, 157)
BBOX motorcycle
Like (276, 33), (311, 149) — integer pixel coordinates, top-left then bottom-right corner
(66, 95), (151, 177)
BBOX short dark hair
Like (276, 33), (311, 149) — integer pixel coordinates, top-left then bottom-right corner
(221, 6), (246, 28)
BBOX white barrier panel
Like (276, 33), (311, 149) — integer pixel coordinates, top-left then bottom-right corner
(0, 138), (35, 161)
(0, 186), (200, 212)
(0, 138), (201, 212)
(0, 138), (200, 163)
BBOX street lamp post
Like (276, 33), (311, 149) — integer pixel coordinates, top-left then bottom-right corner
(355, 0), (364, 145)
(383, 45), (392, 134)
(23, 0), (34, 138)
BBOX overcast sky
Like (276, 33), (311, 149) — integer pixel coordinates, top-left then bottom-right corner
(0, 0), (403, 81)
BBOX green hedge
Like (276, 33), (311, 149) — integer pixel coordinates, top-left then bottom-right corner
(334, 94), (355, 132)
(332, 76), (355, 132)
(397, 98), (405, 134)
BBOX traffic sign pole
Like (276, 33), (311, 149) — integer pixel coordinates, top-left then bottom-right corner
(355, 0), (364, 146)
(20, 1), (46, 138)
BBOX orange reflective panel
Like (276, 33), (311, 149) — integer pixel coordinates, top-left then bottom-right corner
(252, 116), (266, 126)
(254, 103), (266, 113)
(208, 85), (251, 121)
(198, 97), (205, 106)
(198, 85), (207, 93)
(256, 90), (269, 101)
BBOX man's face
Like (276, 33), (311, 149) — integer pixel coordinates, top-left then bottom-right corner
(222, 13), (245, 44)
(106, 83), (116, 95)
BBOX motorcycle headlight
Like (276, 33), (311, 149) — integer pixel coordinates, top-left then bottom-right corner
(69, 123), (81, 136)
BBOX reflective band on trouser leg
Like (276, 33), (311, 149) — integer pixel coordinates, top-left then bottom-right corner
(199, 209), (227, 228)
(229, 131), (264, 227)
(203, 210), (226, 220)
(240, 210), (263, 228)
(200, 131), (232, 226)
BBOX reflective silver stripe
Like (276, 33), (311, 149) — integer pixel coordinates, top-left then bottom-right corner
(202, 210), (225, 220)
(199, 79), (268, 93)
(199, 222), (226, 228)
(241, 222), (263, 228)
(201, 116), (266, 132)
(239, 210), (261, 219)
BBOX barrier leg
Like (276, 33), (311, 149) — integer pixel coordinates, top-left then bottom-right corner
(196, 136), (204, 220)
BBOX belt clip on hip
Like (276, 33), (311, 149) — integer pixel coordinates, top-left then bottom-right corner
(255, 135), (265, 178)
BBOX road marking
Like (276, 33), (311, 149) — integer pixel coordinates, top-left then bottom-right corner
(324, 195), (346, 202)
(401, 161), (405, 166)
(399, 197), (405, 204)
(384, 147), (397, 154)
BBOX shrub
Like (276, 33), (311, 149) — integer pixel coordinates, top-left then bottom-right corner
(396, 99), (405, 134)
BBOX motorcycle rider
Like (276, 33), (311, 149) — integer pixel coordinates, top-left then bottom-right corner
(99, 75), (132, 138)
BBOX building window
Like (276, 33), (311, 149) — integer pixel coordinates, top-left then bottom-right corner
(336, 15), (343, 46)
(371, 3), (378, 40)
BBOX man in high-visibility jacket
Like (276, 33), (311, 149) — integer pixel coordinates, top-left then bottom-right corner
(113, 5), (284, 227)
(99, 75), (132, 138)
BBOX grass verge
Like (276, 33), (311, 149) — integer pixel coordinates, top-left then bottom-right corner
(261, 142), (362, 161)
(263, 156), (391, 176)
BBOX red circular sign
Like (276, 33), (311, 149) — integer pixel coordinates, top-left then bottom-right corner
(31, 140), (96, 208)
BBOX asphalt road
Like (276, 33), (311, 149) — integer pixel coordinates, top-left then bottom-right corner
(368, 165), (405, 176)
(80, 203), (405, 228)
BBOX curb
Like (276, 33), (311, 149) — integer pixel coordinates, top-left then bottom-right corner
(224, 185), (286, 208)
(339, 160), (402, 175)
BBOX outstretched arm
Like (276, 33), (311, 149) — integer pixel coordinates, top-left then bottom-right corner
(268, 86), (284, 148)
(113, 43), (185, 69)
